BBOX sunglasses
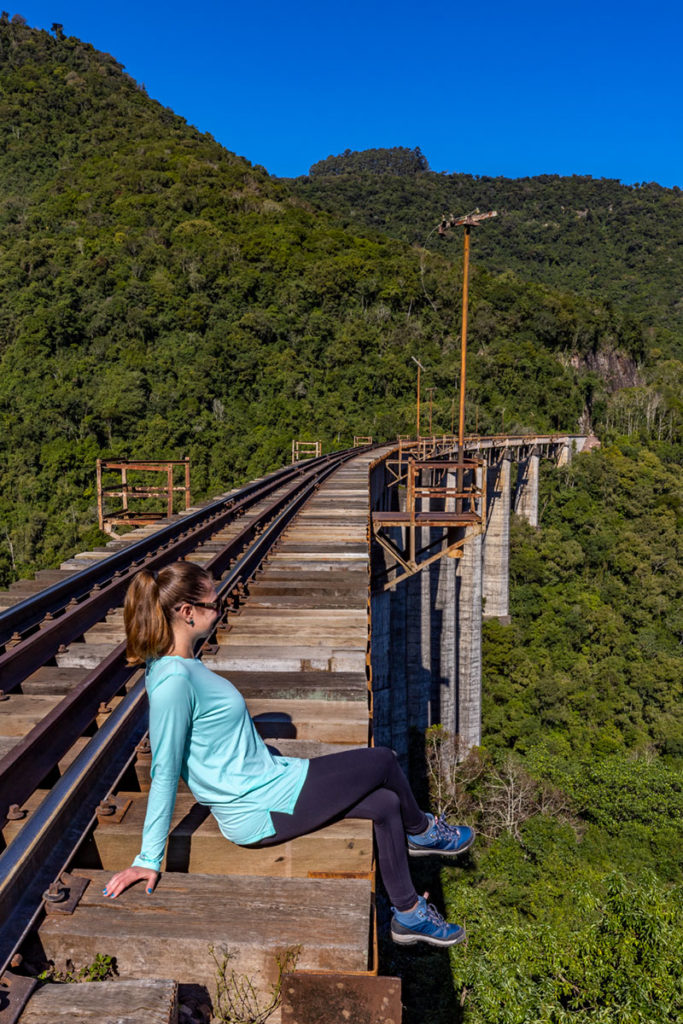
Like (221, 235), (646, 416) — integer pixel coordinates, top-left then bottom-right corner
(194, 598), (223, 612)
(174, 598), (223, 613)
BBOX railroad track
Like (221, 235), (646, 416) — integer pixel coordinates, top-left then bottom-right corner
(0, 446), (390, 1023)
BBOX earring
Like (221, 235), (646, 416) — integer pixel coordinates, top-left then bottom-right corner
(188, 617), (195, 627)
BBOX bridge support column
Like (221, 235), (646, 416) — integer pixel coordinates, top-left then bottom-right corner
(370, 581), (409, 761)
(454, 462), (483, 752)
(482, 455), (511, 623)
(406, 520), (437, 748)
(432, 526), (458, 743)
(514, 447), (540, 528)
(557, 441), (573, 466)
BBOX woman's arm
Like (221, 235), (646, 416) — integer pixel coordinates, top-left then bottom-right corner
(104, 670), (194, 895)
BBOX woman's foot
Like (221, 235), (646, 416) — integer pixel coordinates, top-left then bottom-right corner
(391, 895), (466, 947)
(407, 813), (475, 857)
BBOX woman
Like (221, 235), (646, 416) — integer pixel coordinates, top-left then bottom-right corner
(103, 562), (474, 947)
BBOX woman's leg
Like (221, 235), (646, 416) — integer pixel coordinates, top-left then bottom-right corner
(254, 747), (427, 911)
(263, 747), (428, 841)
(339, 788), (419, 911)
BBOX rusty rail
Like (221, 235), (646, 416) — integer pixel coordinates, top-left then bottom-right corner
(0, 452), (352, 653)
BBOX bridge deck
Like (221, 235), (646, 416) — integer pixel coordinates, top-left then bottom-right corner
(7, 449), (383, 1021)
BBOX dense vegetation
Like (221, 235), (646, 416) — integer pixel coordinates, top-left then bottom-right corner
(1, 19), (681, 1022)
(1, 23), (680, 583)
(292, 146), (683, 346)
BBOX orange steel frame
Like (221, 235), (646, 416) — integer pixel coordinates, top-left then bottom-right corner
(372, 455), (485, 590)
(291, 440), (322, 463)
(96, 458), (191, 534)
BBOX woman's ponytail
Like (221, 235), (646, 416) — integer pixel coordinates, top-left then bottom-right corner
(124, 570), (172, 666)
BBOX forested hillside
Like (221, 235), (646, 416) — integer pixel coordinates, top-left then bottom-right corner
(294, 146), (683, 347)
(1, 22), (679, 582)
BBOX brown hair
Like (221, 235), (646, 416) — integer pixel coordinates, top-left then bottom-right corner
(124, 561), (214, 666)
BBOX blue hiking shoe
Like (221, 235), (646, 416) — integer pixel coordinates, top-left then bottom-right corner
(407, 813), (475, 858)
(391, 896), (466, 948)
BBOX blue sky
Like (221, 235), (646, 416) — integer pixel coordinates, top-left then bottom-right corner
(14, 0), (683, 187)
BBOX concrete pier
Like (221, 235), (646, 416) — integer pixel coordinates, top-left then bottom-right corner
(455, 524), (482, 751)
(483, 455), (511, 622)
(514, 447), (540, 528)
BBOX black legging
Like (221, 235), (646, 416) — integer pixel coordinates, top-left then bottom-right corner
(251, 746), (428, 911)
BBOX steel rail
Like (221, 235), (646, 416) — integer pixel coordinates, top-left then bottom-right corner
(0, 447), (359, 978)
(0, 451), (341, 649)
(0, 676), (148, 976)
(0, 450), (355, 825)
(0, 451), (353, 692)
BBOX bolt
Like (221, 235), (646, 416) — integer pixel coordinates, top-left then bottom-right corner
(98, 702), (112, 715)
(0, 690), (8, 701)
(97, 798), (116, 816)
(43, 882), (66, 903)
(7, 804), (27, 820)
(136, 737), (151, 755)
(10, 954), (23, 969)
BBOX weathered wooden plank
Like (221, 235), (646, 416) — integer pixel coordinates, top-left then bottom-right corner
(19, 979), (178, 1024)
(215, 671), (367, 702)
(220, 632), (365, 648)
(203, 647), (366, 674)
(39, 871), (372, 992)
(0, 734), (18, 762)
(92, 791), (373, 877)
(239, 610), (367, 622)
(276, 544), (368, 553)
(268, 554), (367, 563)
(21, 666), (90, 695)
(249, 699), (369, 744)
(247, 596), (366, 610)
(0, 695), (62, 736)
(56, 643), (119, 669)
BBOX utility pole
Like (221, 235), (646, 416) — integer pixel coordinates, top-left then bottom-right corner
(438, 209), (497, 509)
(411, 356), (425, 438)
(426, 387), (436, 436)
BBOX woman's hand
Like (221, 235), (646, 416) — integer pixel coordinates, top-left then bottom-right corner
(102, 866), (159, 899)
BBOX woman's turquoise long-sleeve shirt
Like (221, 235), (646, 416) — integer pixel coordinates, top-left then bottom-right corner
(132, 655), (309, 872)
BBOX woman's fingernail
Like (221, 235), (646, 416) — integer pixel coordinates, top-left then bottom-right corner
(147, 888), (153, 894)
